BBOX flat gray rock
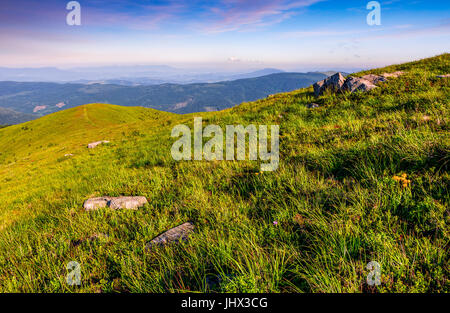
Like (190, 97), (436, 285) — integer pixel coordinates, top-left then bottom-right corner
(87, 140), (110, 149)
(381, 71), (404, 78)
(83, 196), (148, 211)
(361, 74), (387, 85)
(146, 222), (195, 250)
(343, 77), (378, 93)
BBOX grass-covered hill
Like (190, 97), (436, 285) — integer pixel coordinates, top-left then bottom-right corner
(0, 54), (448, 293)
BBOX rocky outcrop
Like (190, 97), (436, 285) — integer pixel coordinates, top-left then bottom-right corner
(312, 80), (325, 97)
(313, 72), (346, 97)
(312, 71), (405, 97)
(145, 222), (195, 250)
(83, 196), (148, 211)
(87, 140), (110, 149)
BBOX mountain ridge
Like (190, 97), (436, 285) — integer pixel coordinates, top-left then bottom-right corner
(0, 72), (327, 120)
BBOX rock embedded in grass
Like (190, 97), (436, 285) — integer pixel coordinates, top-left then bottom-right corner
(436, 74), (450, 78)
(145, 222), (195, 250)
(313, 72), (346, 97)
(343, 77), (378, 93)
(83, 196), (148, 211)
(87, 140), (110, 149)
(381, 71), (404, 78)
(361, 74), (387, 85)
(312, 71), (405, 97)
(306, 103), (320, 109)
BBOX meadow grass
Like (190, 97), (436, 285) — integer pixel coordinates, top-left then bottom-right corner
(0, 54), (448, 292)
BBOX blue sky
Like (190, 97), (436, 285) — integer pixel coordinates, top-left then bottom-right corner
(0, 0), (449, 71)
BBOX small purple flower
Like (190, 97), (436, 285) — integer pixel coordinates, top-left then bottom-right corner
(273, 221), (278, 226)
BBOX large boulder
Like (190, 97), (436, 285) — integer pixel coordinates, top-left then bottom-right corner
(313, 72), (346, 97)
(145, 222), (195, 250)
(83, 196), (148, 211)
(343, 77), (378, 93)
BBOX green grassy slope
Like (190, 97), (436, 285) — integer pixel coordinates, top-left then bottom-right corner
(0, 54), (448, 292)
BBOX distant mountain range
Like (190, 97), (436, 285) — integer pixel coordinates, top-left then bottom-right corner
(0, 66), (288, 85)
(0, 72), (328, 124)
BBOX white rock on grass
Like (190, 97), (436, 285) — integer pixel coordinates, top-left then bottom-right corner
(381, 71), (404, 78)
(83, 196), (148, 211)
(87, 140), (110, 149)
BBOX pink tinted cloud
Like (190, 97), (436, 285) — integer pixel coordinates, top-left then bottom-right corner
(203, 0), (323, 33)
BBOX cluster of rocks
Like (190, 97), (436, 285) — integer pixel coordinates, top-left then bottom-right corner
(75, 139), (194, 249)
(82, 195), (194, 249)
(313, 71), (404, 97)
